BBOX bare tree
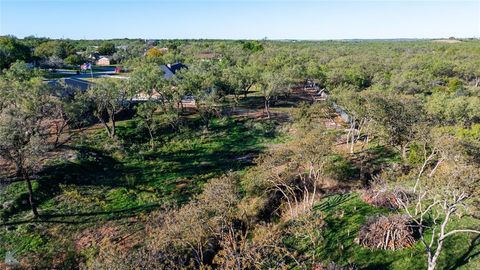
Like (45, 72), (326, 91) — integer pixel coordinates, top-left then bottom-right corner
(146, 175), (240, 268)
(394, 163), (480, 270)
(214, 224), (300, 269)
(257, 108), (335, 219)
(0, 63), (52, 218)
(334, 92), (372, 154)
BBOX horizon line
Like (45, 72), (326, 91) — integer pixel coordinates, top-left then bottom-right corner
(3, 35), (479, 41)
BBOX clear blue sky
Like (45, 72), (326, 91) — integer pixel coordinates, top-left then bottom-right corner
(1, 0), (479, 40)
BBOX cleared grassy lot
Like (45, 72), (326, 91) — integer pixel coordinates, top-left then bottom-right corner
(0, 116), (282, 261)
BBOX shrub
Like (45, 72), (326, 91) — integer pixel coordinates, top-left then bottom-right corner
(357, 214), (415, 250)
(214, 224), (293, 269)
(82, 243), (162, 270)
(145, 174), (241, 268)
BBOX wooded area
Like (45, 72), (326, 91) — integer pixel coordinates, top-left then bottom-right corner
(1, 36), (480, 269)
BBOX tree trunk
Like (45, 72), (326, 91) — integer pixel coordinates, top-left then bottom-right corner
(14, 160), (23, 177)
(428, 239), (444, 270)
(98, 116), (113, 138)
(401, 143), (409, 159)
(147, 126), (155, 149)
(428, 158), (444, 177)
(179, 101), (184, 112)
(54, 120), (68, 148)
(264, 99), (271, 119)
(110, 114), (116, 138)
(243, 83), (253, 98)
(348, 119), (356, 154)
(350, 132), (355, 154)
(25, 177), (39, 218)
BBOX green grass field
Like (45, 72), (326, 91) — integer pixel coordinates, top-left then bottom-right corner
(0, 116), (282, 261)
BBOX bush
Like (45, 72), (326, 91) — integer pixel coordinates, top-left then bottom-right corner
(357, 214), (415, 250)
(214, 224), (292, 269)
(81, 243), (162, 270)
(145, 174), (241, 268)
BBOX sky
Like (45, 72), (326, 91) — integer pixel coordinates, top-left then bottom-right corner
(0, 0), (479, 40)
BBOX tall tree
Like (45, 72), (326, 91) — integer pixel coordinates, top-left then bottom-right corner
(370, 94), (423, 158)
(0, 62), (52, 218)
(258, 72), (288, 119)
(0, 36), (31, 70)
(98, 42), (117, 55)
(82, 78), (133, 139)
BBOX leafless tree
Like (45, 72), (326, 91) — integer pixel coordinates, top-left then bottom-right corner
(394, 163), (480, 270)
(258, 114), (335, 219)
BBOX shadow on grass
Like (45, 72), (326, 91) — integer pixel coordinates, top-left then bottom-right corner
(238, 96), (265, 109)
(314, 193), (356, 212)
(446, 234), (480, 270)
(313, 194), (398, 268)
(349, 145), (400, 185)
(238, 95), (305, 111)
(135, 118), (267, 200)
(1, 117), (272, 224)
(326, 155), (361, 183)
(363, 262), (392, 270)
(1, 147), (125, 222)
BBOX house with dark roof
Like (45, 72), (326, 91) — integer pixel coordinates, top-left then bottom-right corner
(160, 63), (187, 79)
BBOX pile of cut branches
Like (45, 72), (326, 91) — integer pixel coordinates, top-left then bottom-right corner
(357, 214), (415, 250)
(361, 177), (409, 209)
(361, 187), (399, 209)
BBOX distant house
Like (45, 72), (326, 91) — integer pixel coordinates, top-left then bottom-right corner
(160, 63), (187, 79)
(133, 63), (188, 101)
(96, 56), (111, 66)
(86, 52), (100, 61)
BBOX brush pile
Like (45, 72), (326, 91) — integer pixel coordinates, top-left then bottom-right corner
(361, 187), (399, 209)
(358, 214), (415, 250)
(361, 177), (408, 209)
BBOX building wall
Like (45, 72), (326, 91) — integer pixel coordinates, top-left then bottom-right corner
(96, 58), (110, 66)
